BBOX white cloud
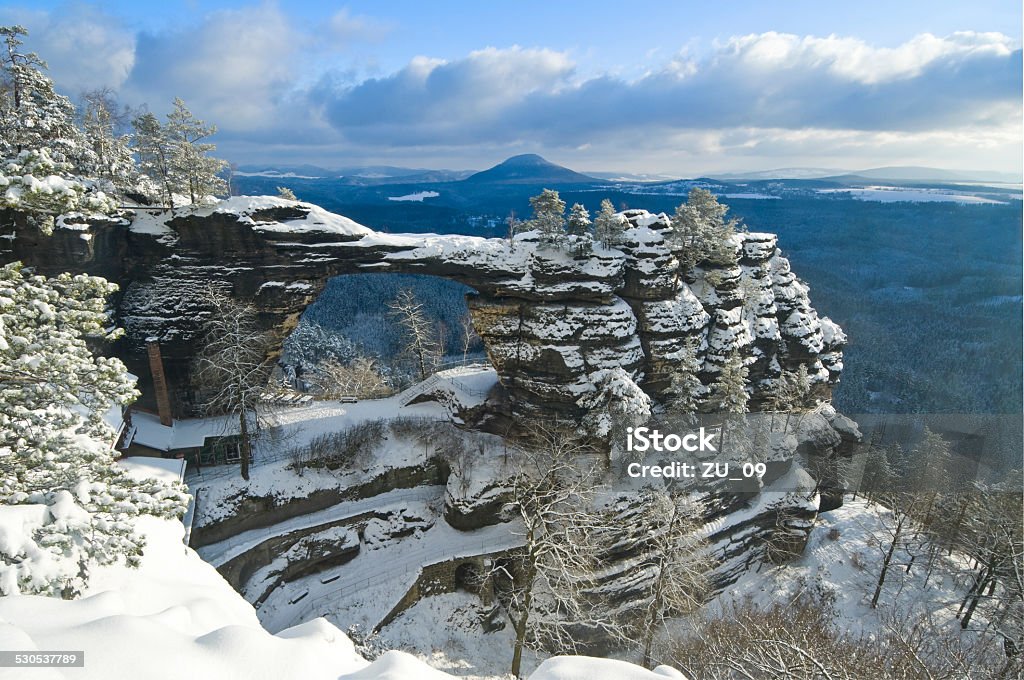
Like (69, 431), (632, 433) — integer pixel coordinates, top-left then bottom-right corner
(328, 8), (391, 43)
(0, 5), (135, 91)
(122, 3), (303, 130)
(716, 30), (1017, 85)
(3, 7), (1019, 172)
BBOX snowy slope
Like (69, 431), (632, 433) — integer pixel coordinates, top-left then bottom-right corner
(0, 513), (689, 680)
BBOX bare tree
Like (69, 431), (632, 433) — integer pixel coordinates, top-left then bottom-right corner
(600, 487), (709, 667)
(495, 422), (607, 678)
(388, 288), (441, 381)
(671, 589), (1012, 680)
(459, 312), (480, 363)
(311, 354), (390, 399)
(868, 490), (915, 609)
(192, 288), (274, 480)
(955, 476), (1024, 649)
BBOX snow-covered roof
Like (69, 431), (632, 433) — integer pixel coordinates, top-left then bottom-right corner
(131, 411), (239, 452)
(118, 456), (187, 485)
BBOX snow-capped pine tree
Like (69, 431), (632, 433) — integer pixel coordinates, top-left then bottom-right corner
(131, 112), (175, 206)
(276, 186), (297, 200)
(705, 350), (749, 414)
(593, 198), (625, 247)
(578, 367), (652, 466)
(567, 203), (591, 236)
(526, 188), (567, 248)
(767, 364), (813, 416)
(671, 188), (740, 270)
(858, 443), (895, 502)
(0, 26), (117, 228)
(80, 89), (137, 195)
(567, 202), (593, 255)
(0, 26), (83, 166)
(166, 98), (227, 204)
(668, 336), (706, 417)
(0, 262), (188, 597)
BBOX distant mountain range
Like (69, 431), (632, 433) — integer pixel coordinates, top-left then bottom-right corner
(710, 166), (1020, 184)
(237, 158), (1019, 187)
(235, 164), (474, 185)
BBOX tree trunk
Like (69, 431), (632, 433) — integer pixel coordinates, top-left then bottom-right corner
(239, 409), (251, 481)
(957, 565), (988, 620)
(643, 563), (667, 668)
(872, 514), (904, 608)
(511, 560), (538, 679)
(961, 568), (994, 629)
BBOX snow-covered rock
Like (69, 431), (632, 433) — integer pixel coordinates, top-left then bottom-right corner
(3, 199), (846, 419)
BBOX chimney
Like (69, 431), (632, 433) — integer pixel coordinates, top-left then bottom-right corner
(146, 338), (174, 427)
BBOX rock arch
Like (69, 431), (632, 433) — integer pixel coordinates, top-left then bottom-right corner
(1, 198), (845, 418)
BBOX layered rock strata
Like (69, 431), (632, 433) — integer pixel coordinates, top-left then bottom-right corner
(1, 197), (845, 418)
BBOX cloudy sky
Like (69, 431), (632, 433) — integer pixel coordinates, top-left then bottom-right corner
(2, 1), (1021, 175)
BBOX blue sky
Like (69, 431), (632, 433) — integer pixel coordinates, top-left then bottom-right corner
(2, 1), (1021, 174)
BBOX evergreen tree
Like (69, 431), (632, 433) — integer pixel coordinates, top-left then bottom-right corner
(526, 188), (567, 248)
(706, 350), (749, 414)
(0, 262), (188, 597)
(0, 26), (82, 165)
(593, 198), (625, 247)
(166, 98), (227, 204)
(768, 364), (814, 412)
(668, 336), (706, 417)
(0, 26), (116, 227)
(567, 202), (593, 256)
(80, 88), (137, 194)
(671, 188), (740, 270)
(859, 444), (895, 502)
(132, 112), (175, 206)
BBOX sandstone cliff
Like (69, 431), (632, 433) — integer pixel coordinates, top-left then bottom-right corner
(1, 196), (845, 421)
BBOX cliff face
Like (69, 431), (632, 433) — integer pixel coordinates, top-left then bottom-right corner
(0, 197), (845, 418)
(0, 197), (859, 592)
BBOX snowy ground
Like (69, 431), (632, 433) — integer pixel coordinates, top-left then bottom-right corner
(258, 515), (524, 633)
(374, 592), (540, 679)
(189, 374), (493, 526)
(719, 496), (985, 639)
(0, 513), (685, 680)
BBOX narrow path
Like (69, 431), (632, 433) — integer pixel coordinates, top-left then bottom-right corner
(197, 485), (445, 567)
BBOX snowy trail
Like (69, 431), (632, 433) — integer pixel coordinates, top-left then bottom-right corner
(262, 519), (525, 633)
(197, 485), (445, 567)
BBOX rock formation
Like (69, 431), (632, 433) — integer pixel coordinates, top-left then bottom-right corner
(1, 197), (845, 421)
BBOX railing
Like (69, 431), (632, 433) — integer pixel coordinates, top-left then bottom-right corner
(397, 362), (494, 406)
(185, 442), (296, 483)
(397, 374), (441, 406)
